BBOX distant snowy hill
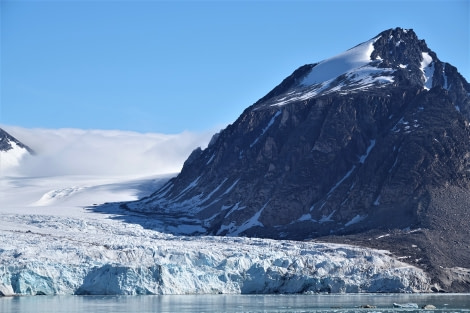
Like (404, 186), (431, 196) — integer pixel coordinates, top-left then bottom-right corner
(0, 128), (34, 174)
(121, 28), (470, 291)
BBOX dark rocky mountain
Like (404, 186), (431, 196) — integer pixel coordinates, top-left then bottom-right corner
(0, 128), (34, 172)
(1, 128), (27, 152)
(123, 28), (470, 291)
(0, 128), (34, 153)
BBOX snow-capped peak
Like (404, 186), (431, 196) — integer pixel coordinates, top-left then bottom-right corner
(263, 35), (395, 107)
(255, 27), (448, 108)
(301, 37), (379, 86)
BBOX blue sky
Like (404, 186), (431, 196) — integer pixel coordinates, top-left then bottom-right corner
(2, 0), (469, 134)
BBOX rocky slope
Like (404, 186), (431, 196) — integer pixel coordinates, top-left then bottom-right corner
(121, 28), (470, 291)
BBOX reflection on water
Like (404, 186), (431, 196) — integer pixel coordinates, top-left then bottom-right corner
(1, 293), (469, 313)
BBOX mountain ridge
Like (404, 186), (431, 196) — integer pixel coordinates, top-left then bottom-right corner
(117, 27), (470, 291)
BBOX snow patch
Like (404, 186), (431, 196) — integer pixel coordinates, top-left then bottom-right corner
(154, 181), (174, 199)
(206, 153), (215, 165)
(224, 201), (245, 218)
(373, 195), (381, 206)
(223, 179), (239, 196)
(200, 178), (227, 204)
(359, 140), (376, 164)
(391, 117), (414, 133)
(345, 214), (367, 227)
(327, 166), (356, 197)
(395, 40), (404, 47)
(420, 52), (434, 90)
(319, 210), (336, 223)
(229, 202), (268, 236)
(174, 176), (201, 201)
(377, 233), (391, 239)
(442, 64), (449, 90)
(250, 110), (282, 147)
(216, 221), (237, 235)
(298, 213), (313, 221)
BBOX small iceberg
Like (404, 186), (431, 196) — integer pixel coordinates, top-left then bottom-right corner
(393, 303), (419, 309)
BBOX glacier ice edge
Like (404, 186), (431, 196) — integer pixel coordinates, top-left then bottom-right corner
(0, 219), (432, 296)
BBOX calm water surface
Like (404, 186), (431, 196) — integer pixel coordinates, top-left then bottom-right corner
(1, 294), (469, 313)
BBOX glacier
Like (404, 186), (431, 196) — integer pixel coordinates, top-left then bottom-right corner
(0, 174), (432, 296)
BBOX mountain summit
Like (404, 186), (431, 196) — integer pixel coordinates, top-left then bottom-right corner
(122, 28), (470, 291)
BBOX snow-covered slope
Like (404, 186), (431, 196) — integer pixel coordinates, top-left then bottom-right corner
(301, 37), (389, 86)
(259, 36), (395, 107)
(0, 174), (431, 296)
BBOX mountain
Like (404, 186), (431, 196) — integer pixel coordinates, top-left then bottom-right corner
(121, 28), (470, 291)
(0, 128), (34, 173)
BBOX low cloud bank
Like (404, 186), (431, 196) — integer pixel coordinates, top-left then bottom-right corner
(2, 125), (215, 177)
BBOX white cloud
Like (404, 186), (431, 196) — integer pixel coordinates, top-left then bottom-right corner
(1, 125), (215, 177)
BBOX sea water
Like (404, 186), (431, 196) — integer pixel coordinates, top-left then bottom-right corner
(1, 293), (469, 313)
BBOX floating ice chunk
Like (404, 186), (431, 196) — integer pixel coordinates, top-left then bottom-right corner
(393, 303), (419, 309)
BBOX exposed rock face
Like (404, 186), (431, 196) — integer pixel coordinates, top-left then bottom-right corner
(124, 28), (470, 291)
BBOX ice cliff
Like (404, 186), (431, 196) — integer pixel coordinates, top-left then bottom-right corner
(0, 211), (431, 295)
